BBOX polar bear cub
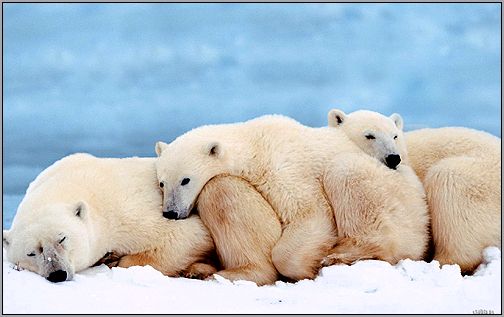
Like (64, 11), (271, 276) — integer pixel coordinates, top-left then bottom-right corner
(323, 109), (429, 266)
(155, 114), (429, 281)
(405, 127), (501, 273)
(155, 115), (342, 281)
(328, 108), (501, 273)
(328, 109), (407, 169)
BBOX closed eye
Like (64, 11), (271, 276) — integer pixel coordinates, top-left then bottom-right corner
(365, 134), (375, 140)
(27, 252), (35, 257)
(59, 236), (66, 244)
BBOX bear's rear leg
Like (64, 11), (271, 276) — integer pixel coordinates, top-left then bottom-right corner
(426, 156), (501, 274)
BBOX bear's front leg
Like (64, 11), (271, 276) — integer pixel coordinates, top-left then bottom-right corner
(116, 250), (196, 277)
(271, 211), (337, 281)
(182, 262), (218, 279)
(93, 251), (123, 268)
(320, 237), (382, 267)
(198, 175), (282, 286)
(116, 251), (159, 270)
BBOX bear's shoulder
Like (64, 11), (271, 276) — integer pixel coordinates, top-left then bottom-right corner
(26, 153), (96, 194)
(249, 114), (301, 125)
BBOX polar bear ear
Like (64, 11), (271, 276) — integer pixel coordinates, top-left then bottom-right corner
(328, 109), (346, 127)
(74, 201), (87, 220)
(390, 113), (404, 131)
(3, 230), (10, 249)
(206, 142), (223, 158)
(155, 142), (168, 157)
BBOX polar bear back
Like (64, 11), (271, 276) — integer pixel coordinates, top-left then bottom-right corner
(14, 154), (161, 230)
(405, 127), (500, 182)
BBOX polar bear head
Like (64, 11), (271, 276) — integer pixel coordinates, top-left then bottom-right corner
(328, 109), (407, 169)
(3, 200), (93, 283)
(155, 134), (229, 220)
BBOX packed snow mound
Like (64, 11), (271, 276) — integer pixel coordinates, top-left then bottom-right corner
(2, 247), (501, 314)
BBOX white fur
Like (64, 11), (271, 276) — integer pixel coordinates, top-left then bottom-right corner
(3, 154), (214, 281)
(329, 109), (502, 272)
(156, 114), (429, 280)
(405, 127), (501, 272)
(328, 109), (407, 168)
(324, 109), (429, 266)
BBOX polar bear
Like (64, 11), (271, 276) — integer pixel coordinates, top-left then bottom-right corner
(328, 109), (502, 273)
(2, 153), (216, 282)
(327, 109), (407, 169)
(155, 115), (429, 281)
(323, 110), (429, 266)
(406, 127), (501, 273)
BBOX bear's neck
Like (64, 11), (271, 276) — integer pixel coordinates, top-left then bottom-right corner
(223, 137), (268, 184)
(84, 193), (166, 261)
(84, 210), (115, 265)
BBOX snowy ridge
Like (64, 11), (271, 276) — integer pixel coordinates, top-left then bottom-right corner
(3, 247), (501, 314)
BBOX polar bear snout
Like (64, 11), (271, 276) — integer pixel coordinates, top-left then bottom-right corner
(40, 247), (74, 282)
(163, 210), (179, 220)
(162, 209), (190, 220)
(46, 269), (68, 283)
(385, 154), (401, 169)
(162, 196), (192, 220)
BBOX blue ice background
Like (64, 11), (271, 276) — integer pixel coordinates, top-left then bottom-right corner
(3, 4), (501, 228)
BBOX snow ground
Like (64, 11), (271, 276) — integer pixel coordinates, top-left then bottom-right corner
(3, 247), (501, 314)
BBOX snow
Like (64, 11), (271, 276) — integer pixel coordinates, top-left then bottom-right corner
(3, 247), (501, 314)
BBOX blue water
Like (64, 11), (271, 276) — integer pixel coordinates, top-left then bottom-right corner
(3, 195), (24, 229)
(2, 4), (501, 228)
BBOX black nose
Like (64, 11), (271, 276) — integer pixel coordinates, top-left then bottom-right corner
(46, 270), (67, 283)
(385, 154), (401, 169)
(163, 210), (179, 219)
